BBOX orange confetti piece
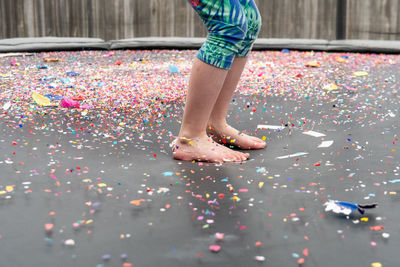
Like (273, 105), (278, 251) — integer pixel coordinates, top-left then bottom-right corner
(305, 61), (320, 67)
(336, 57), (347, 63)
(130, 199), (146, 206)
(43, 58), (60, 62)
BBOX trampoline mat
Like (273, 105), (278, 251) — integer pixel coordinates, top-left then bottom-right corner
(0, 49), (400, 267)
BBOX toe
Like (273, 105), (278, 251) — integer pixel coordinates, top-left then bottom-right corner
(234, 152), (244, 162)
(235, 151), (247, 162)
(250, 137), (266, 148)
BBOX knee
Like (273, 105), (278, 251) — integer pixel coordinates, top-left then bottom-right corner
(211, 18), (248, 50)
(196, 18), (248, 69)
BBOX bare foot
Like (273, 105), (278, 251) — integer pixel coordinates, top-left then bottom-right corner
(172, 135), (250, 163)
(207, 123), (266, 150)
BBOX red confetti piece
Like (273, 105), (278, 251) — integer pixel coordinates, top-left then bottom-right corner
(303, 248), (308, 257)
(370, 225), (384, 231)
(255, 241), (263, 247)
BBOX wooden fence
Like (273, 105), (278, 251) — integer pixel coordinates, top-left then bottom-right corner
(1, 0), (399, 40)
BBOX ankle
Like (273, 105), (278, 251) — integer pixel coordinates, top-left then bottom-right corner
(179, 125), (206, 135)
(208, 120), (227, 130)
(177, 131), (207, 143)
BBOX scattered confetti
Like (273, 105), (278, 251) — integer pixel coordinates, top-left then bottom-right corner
(0, 48), (399, 266)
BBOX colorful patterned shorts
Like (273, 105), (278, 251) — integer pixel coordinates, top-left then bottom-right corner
(189, 0), (261, 69)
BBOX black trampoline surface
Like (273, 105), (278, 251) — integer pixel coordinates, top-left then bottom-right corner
(0, 49), (399, 267)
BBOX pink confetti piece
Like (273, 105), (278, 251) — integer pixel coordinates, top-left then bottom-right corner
(209, 245), (221, 253)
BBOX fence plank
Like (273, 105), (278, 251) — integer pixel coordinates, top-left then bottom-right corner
(347, 0), (400, 40)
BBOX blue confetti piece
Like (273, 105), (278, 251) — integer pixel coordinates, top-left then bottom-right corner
(66, 71), (80, 76)
(168, 65), (180, 74)
(162, 171), (174, 176)
(335, 201), (358, 211)
(41, 76), (56, 81)
(256, 167), (266, 173)
(389, 179), (400, 183)
(44, 94), (63, 101)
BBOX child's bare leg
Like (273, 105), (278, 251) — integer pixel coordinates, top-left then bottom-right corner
(207, 56), (266, 149)
(173, 58), (250, 163)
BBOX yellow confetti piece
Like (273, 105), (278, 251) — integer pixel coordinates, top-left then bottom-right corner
(6, 186), (13, 192)
(360, 217), (369, 222)
(0, 191), (6, 195)
(323, 83), (338, 91)
(128, 63), (139, 68)
(82, 179), (92, 183)
(353, 71), (368, 77)
(189, 141), (194, 146)
(86, 220), (93, 224)
(262, 136), (266, 141)
(389, 191), (397, 195)
(233, 196), (240, 202)
(258, 182), (264, 188)
(32, 92), (56, 106)
(97, 183), (107, 187)
(371, 263), (382, 267)
(206, 193), (210, 198)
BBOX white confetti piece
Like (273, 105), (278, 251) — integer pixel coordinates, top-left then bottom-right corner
(2, 102), (11, 110)
(64, 239), (75, 246)
(382, 233), (390, 239)
(257, 125), (285, 130)
(254, 256), (266, 262)
(276, 152), (308, 159)
(303, 130), (326, 137)
(318, 140), (334, 148)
